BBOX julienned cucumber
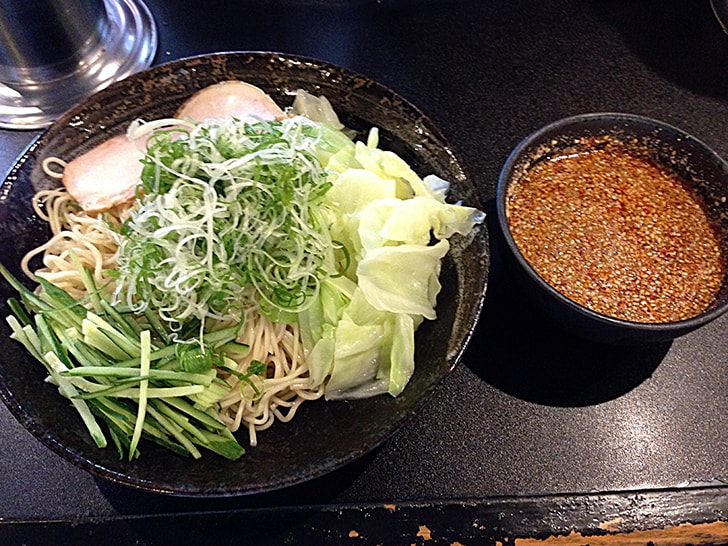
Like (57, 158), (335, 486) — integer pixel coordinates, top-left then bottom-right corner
(0, 261), (252, 461)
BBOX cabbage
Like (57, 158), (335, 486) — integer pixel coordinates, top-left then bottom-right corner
(357, 240), (449, 320)
(326, 318), (384, 394)
(297, 123), (483, 399)
(292, 89), (346, 131)
(358, 196), (482, 250)
(388, 313), (415, 397)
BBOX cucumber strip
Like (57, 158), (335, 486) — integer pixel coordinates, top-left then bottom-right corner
(99, 298), (143, 339)
(148, 398), (209, 445)
(62, 366), (215, 385)
(7, 298), (31, 326)
(45, 352), (107, 448)
(90, 397), (169, 441)
(144, 403), (202, 459)
(21, 324), (45, 362)
(143, 307), (171, 344)
(219, 340), (250, 356)
(36, 277), (85, 328)
(141, 431), (190, 458)
(128, 330), (151, 460)
(59, 374), (108, 394)
(107, 423), (127, 459)
(88, 397), (136, 430)
(6, 316), (46, 366)
(193, 429), (245, 460)
(77, 384), (205, 400)
(114, 324), (240, 367)
(61, 333), (115, 370)
(162, 397), (228, 431)
(81, 319), (133, 360)
(0, 262), (53, 315)
(190, 378), (232, 409)
(35, 314), (74, 370)
(84, 313), (141, 359)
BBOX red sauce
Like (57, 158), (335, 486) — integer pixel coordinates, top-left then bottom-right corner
(506, 136), (725, 323)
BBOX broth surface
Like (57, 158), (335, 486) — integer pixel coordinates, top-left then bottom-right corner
(506, 136), (725, 323)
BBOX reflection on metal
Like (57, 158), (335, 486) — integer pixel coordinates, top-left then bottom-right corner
(0, 0), (157, 130)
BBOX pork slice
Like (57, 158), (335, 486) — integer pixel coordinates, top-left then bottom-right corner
(62, 134), (144, 214)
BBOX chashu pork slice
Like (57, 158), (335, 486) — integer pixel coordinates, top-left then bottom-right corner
(174, 80), (284, 122)
(62, 81), (284, 213)
(62, 134), (145, 214)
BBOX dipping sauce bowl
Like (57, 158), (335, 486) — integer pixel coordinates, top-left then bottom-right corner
(496, 113), (728, 344)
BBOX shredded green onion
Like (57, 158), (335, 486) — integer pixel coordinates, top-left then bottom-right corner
(115, 116), (338, 329)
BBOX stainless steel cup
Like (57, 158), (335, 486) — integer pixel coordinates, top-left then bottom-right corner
(0, 0), (157, 129)
(0, 0), (109, 84)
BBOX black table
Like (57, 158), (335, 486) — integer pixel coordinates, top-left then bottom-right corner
(3, 1), (728, 543)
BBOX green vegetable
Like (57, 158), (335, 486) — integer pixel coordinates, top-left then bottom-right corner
(357, 240), (450, 320)
(128, 329), (151, 459)
(0, 261), (246, 460)
(116, 116), (346, 330)
(299, 125), (484, 399)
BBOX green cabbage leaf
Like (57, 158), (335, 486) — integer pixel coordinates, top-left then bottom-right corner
(299, 125), (483, 399)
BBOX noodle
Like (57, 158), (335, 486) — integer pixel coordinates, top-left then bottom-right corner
(21, 186), (127, 299)
(219, 312), (324, 447)
(21, 158), (323, 448)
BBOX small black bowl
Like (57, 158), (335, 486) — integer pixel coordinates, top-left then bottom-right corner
(496, 112), (728, 344)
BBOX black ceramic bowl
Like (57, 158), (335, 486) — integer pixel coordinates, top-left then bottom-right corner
(0, 52), (489, 495)
(496, 112), (728, 344)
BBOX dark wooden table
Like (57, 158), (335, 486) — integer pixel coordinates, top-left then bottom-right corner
(2, 1), (728, 544)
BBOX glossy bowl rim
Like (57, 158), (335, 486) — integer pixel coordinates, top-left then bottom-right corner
(496, 111), (728, 335)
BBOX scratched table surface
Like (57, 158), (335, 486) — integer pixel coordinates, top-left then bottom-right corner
(2, 1), (728, 544)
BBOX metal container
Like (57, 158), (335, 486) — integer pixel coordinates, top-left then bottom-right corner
(0, 0), (157, 129)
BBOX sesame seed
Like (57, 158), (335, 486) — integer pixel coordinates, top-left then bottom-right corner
(506, 136), (725, 323)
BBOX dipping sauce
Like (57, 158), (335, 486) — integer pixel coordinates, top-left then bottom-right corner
(506, 136), (725, 323)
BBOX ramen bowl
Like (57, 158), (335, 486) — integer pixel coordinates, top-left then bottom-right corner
(0, 52), (489, 496)
(496, 112), (728, 344)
